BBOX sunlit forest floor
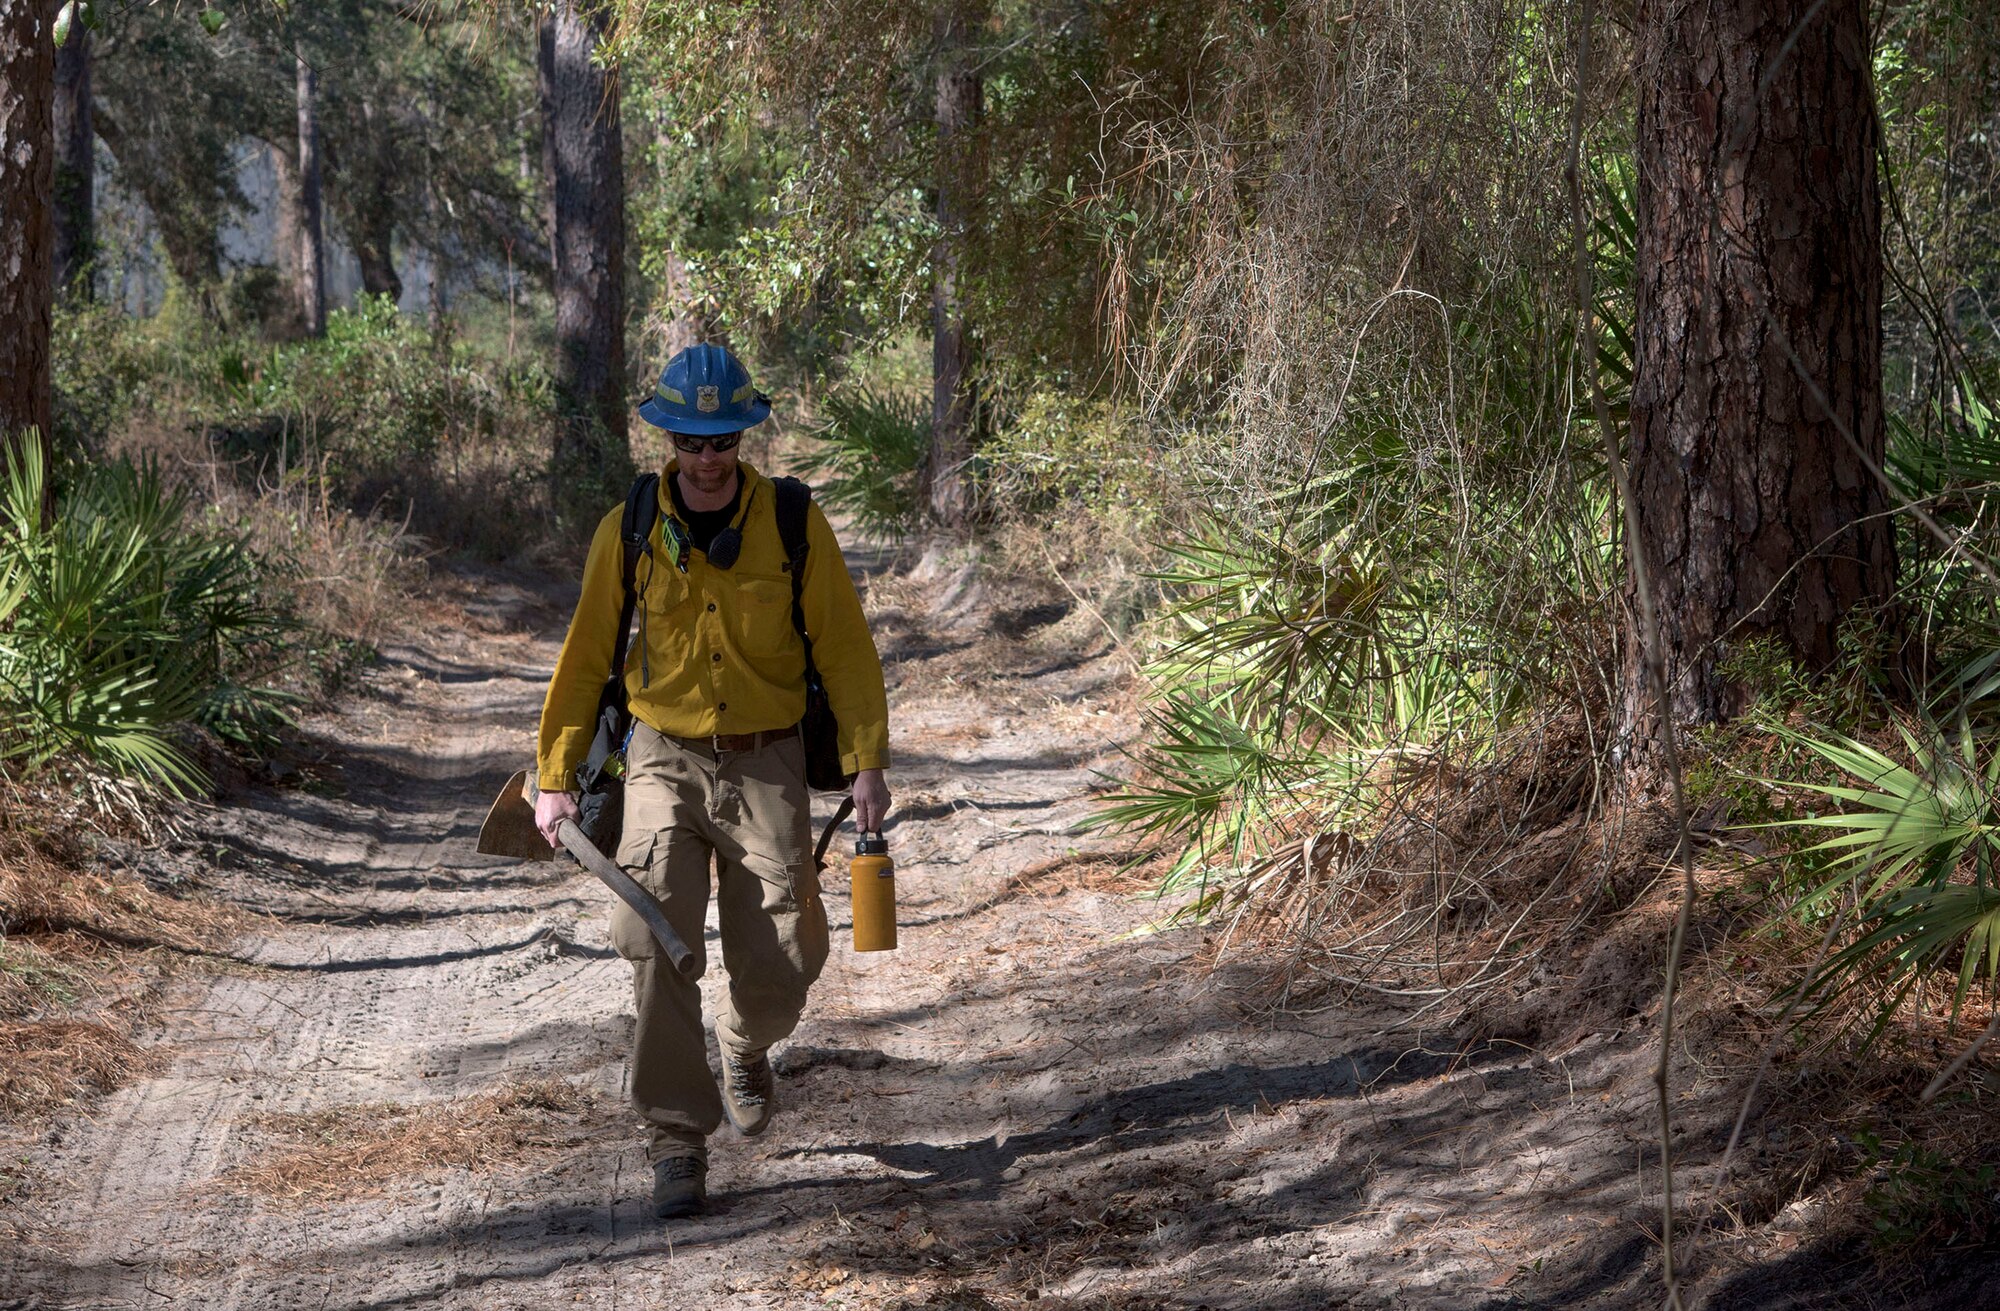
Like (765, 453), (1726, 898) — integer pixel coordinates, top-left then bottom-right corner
(4, 544), (1998, 1311)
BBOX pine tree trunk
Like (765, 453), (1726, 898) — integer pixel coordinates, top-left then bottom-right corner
(0, 0), (55, 475)
(538, 0), (629, 495)
(656, 247), (704, 358)
(928, 1), (985, 529)
(52, 20), (90, 298)
(294, 53), (326, 338)
(354, 232), (400, 303)
(1621, 0), (1896, 768)
(349, 99), (401, 303)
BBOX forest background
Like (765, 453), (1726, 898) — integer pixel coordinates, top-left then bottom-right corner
(3, 0), (2000, 1297)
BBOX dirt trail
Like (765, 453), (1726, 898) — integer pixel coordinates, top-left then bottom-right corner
(2, 551), (1859, 1311)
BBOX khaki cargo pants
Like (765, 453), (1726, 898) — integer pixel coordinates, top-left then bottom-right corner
(611, 720), (829, 1164)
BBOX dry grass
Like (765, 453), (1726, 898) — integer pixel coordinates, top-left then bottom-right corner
(0, 1017), (155, 1118)
(0, 828), (239, 955)
(1003, 852), (1161, 900)
(113, 417), (426, 656)
(0, 791), (241, 1119)
(218, 1078), (601, 1204)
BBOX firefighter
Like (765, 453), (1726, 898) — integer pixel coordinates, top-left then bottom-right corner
(534, 343), (891, 1218)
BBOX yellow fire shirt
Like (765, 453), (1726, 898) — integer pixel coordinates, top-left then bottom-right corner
(536, 461), (890, 792)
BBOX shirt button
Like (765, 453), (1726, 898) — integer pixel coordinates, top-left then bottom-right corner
(711, 652), (722, 662)
(718, 701), (727, 712)
(707, 602), (716, 612)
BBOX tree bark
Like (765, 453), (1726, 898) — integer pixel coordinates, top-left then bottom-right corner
(1622, 0), (1896, 767)
(294, 53), (326, 337)
(52, 19), (90, 298)
(928, 0), (985, 529)
(354, 232), (401, 302)
(0, 0), (55, 475)
(655, 247), (705, 359)
(348, 99), (401, 304)
(537, 0), (629, 494)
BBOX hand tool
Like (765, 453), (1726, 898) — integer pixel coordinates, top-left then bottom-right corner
(476, 769), (698, 978)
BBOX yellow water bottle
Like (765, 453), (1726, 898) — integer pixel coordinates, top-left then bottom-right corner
(849, 831), (896, 952)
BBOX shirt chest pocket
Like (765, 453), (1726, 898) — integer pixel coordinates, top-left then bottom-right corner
(637, 556), (688, 618)
(732, 572), (796, 654)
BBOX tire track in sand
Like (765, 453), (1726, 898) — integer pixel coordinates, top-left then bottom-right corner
(2, 559), (1155, 1311)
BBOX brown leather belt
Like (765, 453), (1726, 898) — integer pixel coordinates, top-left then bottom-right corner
(667, 726), (797, 755)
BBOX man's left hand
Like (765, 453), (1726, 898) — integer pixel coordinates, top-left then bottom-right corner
(852, 768), (891, 833)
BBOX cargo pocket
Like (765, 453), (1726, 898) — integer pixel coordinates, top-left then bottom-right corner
(610, 830), (661, 960)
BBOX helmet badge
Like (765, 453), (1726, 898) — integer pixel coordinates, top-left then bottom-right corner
(696, 385), (721, 413)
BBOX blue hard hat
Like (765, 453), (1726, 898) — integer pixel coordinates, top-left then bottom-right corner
(637, 343), (771, 435)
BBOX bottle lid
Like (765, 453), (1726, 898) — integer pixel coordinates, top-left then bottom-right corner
(855, 832), (889, 856)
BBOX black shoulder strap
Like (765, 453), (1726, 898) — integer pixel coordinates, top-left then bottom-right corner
(611, 473), (660, 683)
(773, 475), (813, 655)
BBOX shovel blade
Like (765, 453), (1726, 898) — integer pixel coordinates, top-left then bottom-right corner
(476, 769), (556, 862)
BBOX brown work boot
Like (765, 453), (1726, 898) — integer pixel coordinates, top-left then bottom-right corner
(652, 1155), (706, 1219)
(722, 1047), (775, 1137)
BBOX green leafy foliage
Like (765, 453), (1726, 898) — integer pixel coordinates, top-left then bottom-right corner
(73, 295), (559, 559)
(1757, 714), (2000, 1041)
(1855, 1128), (2000, 1254)
(0, 442), (297, 795)
(796, 387), (930, 540)
(1090, 445), (1612, 916)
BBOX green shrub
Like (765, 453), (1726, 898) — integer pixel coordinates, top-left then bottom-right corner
(980, 393), (1169, 530)
(797, 385), (929, 540)
(1855, 1129), (1999, 1254)
(0, 441), (298, 795)
(84, 295), (563, 560)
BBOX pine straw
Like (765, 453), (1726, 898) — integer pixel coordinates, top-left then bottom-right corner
(0, 1016), (155, 1118)
(0, 828), (240, 955)
(1002, 851), (1164, 901)
(218, 1078), (600, 1204)
(1, 816), (240, 1119)
(1156, 709), (1648, 1017)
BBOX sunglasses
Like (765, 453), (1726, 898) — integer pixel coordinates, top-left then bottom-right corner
(670, 432), (743, 455)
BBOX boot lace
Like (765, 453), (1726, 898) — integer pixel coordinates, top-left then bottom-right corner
(656, 1156), (703, 1182)
(726, 1052), (772, 1107)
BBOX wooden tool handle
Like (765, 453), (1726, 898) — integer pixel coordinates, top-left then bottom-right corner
(556, 818), (699, 979)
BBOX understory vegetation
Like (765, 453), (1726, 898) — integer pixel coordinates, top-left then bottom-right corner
(5, 0), (2000, 1279)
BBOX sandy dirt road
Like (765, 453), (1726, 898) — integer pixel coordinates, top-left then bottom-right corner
(3, 550), (1905, 1311)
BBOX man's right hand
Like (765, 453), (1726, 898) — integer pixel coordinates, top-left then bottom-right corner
(535, 788), (582, 849)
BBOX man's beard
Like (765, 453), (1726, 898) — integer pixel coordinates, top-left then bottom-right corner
(682, 462), (736, 496)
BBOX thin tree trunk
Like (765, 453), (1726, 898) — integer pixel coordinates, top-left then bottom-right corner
(928, 1), (985, 529)
(656, 247), (705, 358)
(0, 0), (56, 477)
(1621, 0), (1896, 767)
(350, 98), (401, 303)
(355, 232), (400, 302)
(52, 20), (91, 298)
(270, 138), (302, 332)
(537, 0), (629, 495)
(295, 53), (326, 337)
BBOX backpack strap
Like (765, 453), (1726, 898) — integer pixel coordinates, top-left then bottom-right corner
(613, 473), (660, 690)
(773, 475), (813, 661)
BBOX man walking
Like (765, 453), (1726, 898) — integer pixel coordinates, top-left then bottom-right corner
(533, 343), (891, 1218)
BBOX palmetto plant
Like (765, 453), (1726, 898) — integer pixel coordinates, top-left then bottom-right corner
(1091, 500), (1504, 913)
(1763, 719), (2000, 1043)
(797, 386), (930, 540)
(0, 443), (295, 795)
